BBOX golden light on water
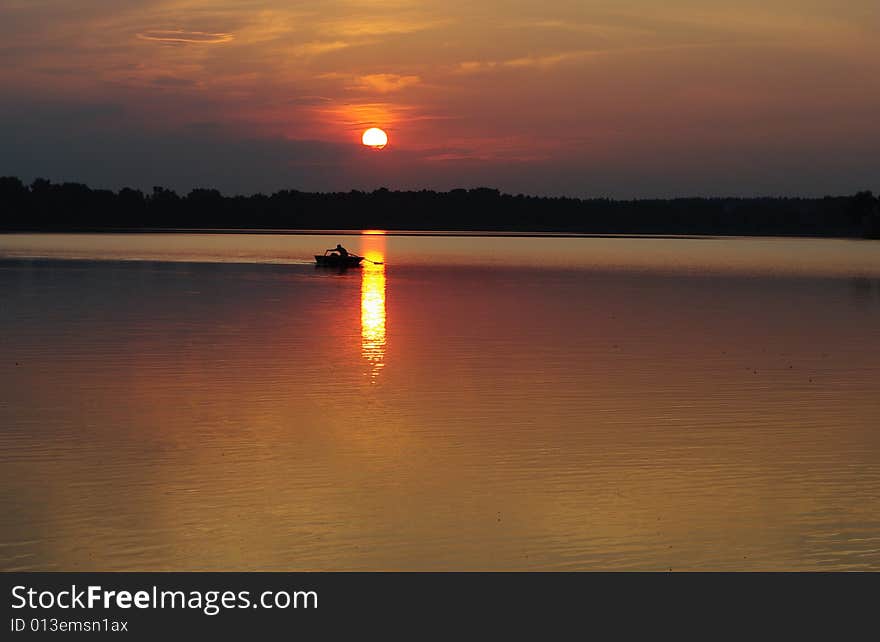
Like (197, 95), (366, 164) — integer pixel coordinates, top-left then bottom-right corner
(360, 249), (386, 379)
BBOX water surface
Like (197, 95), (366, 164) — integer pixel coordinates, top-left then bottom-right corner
(1, 233), (879, 570)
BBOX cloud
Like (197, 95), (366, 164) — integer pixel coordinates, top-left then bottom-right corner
(321, 16), (445, 37)
(503, 52), (587, 69)
(288, 40), (354, 57)
(137, 30), (234, 45)
(307, 100), (450, 139)
(284, 95), (334, 106)
(422, 149), (491, 162)
(355, 74), (421, 93)
(152, 76), (197, 88)
(452, 41), (768, 75)
(455, 51), (593, 73)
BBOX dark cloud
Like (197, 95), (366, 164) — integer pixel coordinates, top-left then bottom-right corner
(0, 101), (357, 194)
(284, 96), (335, 106)
(0, 100), (127, 126)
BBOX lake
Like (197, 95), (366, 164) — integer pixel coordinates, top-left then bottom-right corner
(1, 233), (879, 570)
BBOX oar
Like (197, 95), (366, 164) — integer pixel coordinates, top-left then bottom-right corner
(355, 255), (384, 265)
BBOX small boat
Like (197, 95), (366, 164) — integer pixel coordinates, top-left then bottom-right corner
(315, 251), (364, 268)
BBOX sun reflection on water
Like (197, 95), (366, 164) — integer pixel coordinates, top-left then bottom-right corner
(360, 249), (386, 379)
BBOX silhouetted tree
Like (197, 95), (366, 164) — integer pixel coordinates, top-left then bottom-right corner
(0, 176), (874, 237)
(852, 191), (880, 238)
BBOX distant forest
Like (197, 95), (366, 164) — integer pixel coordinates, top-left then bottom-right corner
(1, 176), (878, 238)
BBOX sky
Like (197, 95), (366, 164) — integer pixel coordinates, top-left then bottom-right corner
(1, 0), (878, 197)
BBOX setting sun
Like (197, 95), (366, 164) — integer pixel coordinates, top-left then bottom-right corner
(361, 127), (388, 149)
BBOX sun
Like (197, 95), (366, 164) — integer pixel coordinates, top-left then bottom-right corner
(362, 127), (388, 149)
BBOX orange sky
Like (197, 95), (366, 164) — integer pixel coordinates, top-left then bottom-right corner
(1, 0), (878, 196)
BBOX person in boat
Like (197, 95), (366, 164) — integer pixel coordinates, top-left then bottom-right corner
(327, 243), (349, 258)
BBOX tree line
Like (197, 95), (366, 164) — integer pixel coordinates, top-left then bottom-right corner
(1, 176), (878, 237)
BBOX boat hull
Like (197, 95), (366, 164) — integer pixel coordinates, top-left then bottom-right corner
(314, 254), (364, 268)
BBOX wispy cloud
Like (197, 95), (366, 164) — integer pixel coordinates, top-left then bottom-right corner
(137, 30), (234, 45)
(357, 73), (421, 93)
(455, 50), (596, 73)
(321, 16), (447, 37)
(320, 73), (422, 93)
(420, 137), (553, 163)
(287, 40), (352, 57)
(452, 41), (766, 75)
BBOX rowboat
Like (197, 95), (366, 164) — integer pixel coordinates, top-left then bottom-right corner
(314, 251), (364, 268)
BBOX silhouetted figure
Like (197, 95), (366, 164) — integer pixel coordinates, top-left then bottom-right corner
(328, 243), (349, 257)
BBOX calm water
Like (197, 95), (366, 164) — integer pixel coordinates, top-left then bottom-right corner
(1, 233), (879, 570)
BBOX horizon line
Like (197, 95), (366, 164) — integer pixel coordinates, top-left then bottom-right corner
(3, 175), (875, 203)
